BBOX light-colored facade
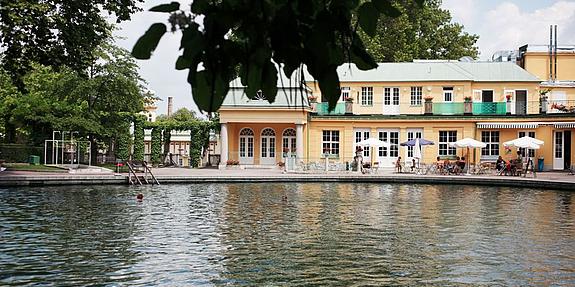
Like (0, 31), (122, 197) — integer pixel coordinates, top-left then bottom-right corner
(219, 51), (575, 171)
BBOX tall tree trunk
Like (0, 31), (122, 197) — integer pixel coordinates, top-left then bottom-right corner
(89, 134), (98, 166)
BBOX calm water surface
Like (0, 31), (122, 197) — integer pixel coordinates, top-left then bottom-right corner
(1, 183), (574, 286)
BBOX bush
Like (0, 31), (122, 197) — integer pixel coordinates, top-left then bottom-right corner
(0, 144), (44, 163)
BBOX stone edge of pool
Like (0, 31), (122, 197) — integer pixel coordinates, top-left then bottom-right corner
(0, 173), (574, 191)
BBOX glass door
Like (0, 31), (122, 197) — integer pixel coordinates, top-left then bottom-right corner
(383, 87), (400, 115)
(554, 131), (564, 170)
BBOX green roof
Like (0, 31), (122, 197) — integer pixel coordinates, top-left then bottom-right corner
(326, 62), (541, 83)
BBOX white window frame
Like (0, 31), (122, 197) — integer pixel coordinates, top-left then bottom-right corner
(361, 87), (373, 106)
(410, 86), (422, 106)
(282, 128), (297, 154)
(340, 87), (351, 102)
(481, 131), (500, 159)
(322, 130), (340, 156)
(354, 129), (370, 158)
(518, 131), (536, 158)
(384, 87), (400, 106)
(443, 87), (454, 102)
(406, 129), (423, 158)
(438, 130), (457, 156)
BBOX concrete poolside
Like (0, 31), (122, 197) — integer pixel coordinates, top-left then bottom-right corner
(0, 167), (574, 190)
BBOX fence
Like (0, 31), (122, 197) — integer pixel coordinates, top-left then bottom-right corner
(44, 140), (91, 165)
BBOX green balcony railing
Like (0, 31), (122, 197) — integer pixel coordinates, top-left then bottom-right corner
(473, 102), (506, 115)
(432, 102), (464, 115)
(316, 102), (346, 115)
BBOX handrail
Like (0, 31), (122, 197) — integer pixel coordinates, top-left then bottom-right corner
(125, 161), (142, 185)
(143, 161), (160, 185)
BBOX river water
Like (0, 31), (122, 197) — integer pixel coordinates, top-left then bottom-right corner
(1, 183), (574, 286)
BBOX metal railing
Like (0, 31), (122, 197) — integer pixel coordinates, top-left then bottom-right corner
(312, 100), (575, 116)
(473, 102), (506, 115)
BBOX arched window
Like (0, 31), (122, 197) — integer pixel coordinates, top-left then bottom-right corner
(282, 128), (297, 154)
(261, 128), (275, 136)
(260, 128), (276, 164)
(240, 128), (254, 136)
(239, 128), (254, 163)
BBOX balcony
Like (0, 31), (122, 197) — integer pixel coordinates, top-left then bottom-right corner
(316, 102), (346, 115)
(432, 102), (464, 115)
(472, 102), (506, 115)
(431, 102), (506, 115)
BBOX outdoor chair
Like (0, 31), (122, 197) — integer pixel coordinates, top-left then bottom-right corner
(475, 162), (492, 175)
(515, 162), (524, 177)
(372, 162), (380, 173)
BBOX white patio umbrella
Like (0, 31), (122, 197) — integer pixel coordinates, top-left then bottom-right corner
(413, 138), (422, 160)
(503, 136), (543, 176)
(503, 136), (544, 149)
(357, 138), (391, 167)
(449, 137), (487, 175)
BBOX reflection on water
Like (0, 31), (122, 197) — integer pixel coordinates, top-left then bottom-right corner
(1, 183), (574, 286)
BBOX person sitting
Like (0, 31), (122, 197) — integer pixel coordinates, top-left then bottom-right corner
(410, 158), (417, 172)
(496, 156), (505, 173)
(443, 158), (452, 174)
(457, 156), (466, 174)
(395, 156), (403, 173)
(515, 151), (523, 170)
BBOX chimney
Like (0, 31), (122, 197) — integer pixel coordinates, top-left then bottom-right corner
(554, 25), (558, 82)
(549, 25), (553, 82)
(167, 97), (173, 117)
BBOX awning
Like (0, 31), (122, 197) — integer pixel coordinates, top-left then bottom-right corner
(477, 122), (540, 129)
(554, 122), (575, 129)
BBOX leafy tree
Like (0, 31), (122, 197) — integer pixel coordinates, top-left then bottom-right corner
(0, 68), (20, 142)
(359, 0), (479, 62)
(133, 0), (423, 113)
(0, 44), (148, 164)
(0, 0), (144, 89)
(157, 107), (198, 122)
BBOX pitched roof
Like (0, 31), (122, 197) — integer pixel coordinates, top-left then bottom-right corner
(222, 68), (311, 108)
(326, 61), (541, 83)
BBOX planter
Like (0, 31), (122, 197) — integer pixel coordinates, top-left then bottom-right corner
(345, 101), (353, 114)
(424, 101), (433, 115)
(464, 101), (472, 115)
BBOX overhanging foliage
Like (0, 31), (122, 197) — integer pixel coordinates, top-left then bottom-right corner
(133, 0), (423, 113)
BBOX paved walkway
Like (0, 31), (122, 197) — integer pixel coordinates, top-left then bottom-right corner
(1, 167), (574, 190)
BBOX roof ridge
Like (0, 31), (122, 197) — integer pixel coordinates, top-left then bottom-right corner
(444, 62), (474, 79)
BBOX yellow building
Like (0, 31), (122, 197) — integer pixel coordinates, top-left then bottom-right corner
(219, 51), (575, 171)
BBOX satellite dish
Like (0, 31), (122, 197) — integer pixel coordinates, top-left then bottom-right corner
(459, 56), (474, 62)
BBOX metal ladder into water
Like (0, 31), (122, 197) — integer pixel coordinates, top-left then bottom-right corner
(126, 161), (160, 185)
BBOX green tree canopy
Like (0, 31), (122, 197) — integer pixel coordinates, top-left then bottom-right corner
(157, 107), (198, 122)
(359, 0), (479, 62)
(133, 0), (423, 113)
(0, 0), (144, 89)
(0, 43), (148, 161)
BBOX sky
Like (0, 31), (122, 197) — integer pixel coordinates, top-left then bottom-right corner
(114, 0), (575, 116)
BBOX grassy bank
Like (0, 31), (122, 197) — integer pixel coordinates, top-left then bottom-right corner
(2, 163), (68, 172)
